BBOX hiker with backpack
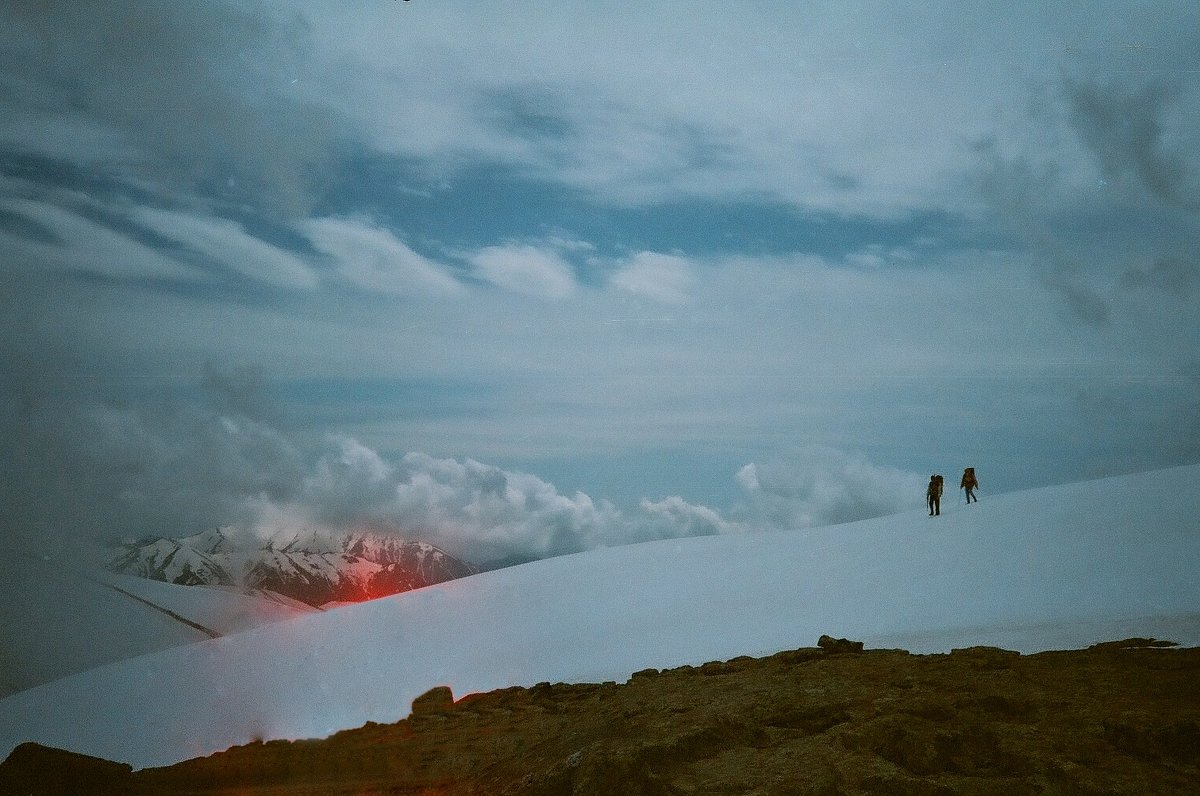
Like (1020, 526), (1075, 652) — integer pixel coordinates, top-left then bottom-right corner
(961, 467), (979, 503)
(927, 474), (943, 516)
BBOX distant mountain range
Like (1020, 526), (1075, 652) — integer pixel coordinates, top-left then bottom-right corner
(107, 528), (478, 608)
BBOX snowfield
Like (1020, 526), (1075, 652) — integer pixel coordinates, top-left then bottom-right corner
(1, 465), (1197, 769)
(0, 556), (313, 698)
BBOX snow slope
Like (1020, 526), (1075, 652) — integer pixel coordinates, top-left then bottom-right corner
(96, 573), (314, 636)
(0, 555), (313, 698)
(1, 465), (1198, 769)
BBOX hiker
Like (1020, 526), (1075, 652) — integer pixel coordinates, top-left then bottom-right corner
(927, 474), (943, 516)
(961, 467), (979, 503)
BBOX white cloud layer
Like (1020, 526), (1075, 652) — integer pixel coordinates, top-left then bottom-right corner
(241, 437), (924, 567)
(469, 243), (577, 299)
(251, 441), (739, 566)
(133, 207), (320, 290)
(302, 216), (462, 296)
(0, 198), (204, 283)
(610, 252), (694, 304)
(735, 447), (926, 529)
(5, 356), (1161, 574)
(3, 363), (924, 568)
(296, 3), (1198, 216)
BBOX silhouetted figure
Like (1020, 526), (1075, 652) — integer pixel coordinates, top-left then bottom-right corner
(961, 467), (979, 503)
(927, 474), (943, 516)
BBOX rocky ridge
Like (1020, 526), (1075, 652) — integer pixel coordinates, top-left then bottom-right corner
(2, 637), (1197, 794)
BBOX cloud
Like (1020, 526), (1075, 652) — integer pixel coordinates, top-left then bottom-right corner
(0, 359), (1023, 574)
(734, 447), (925, 529)
(300, 3), (1062, 217)
(200, 363), (279, 423)
(0, 2), (338, 216)
(387, 453), (623, 561)
(269, 446), (743, 566)
(302, 217), (462, 296)
(1036, 268), (1111, 328)
(1121, 256), (1200, 299)
(968, 70), (1200, 328)
(610, 252), (694, 304)
(248, 440), (931, 569)
(0, 356), (748, 569)
(469, 243), (577, 299)
(0, 369), (306, 558)
(0, 198), (204, 283)
(1066, 79), (1197, 210)
(639, 496), (739, 539)
(133, 207), (320, 291)
(7, 2), (1197, 230)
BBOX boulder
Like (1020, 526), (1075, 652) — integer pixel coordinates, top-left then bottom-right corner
(411, 685), (455, 715)
(817, 634), (864, 654)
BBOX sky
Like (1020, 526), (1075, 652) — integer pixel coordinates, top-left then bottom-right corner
(2, 1), (1199, 570)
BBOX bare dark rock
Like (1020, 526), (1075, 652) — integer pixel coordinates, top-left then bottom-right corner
(411, 684), (454, 715)
(15, 639), (1200, 794)
(1089, 637), (1180, 651)
(0, 742), (133, 795)
(817, 634), (865, 653)
(948, 645), (1020, 670)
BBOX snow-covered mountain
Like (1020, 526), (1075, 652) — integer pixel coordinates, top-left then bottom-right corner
(107, 528), (479, 607)
(2, 465), (1198, 769)
(106, 528), (236, 586)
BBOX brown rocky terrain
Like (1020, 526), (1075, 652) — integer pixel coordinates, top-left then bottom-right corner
(2, 636), (1198, 795)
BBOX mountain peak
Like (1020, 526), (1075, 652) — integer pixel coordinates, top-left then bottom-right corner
(109, 529), (477, 607)
(178, 527), (238, 555)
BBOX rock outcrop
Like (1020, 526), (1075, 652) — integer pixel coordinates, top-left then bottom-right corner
(4, 639), (1198, 794)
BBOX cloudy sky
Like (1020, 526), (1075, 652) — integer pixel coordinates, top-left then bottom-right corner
(2, 1), (1198, 569)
